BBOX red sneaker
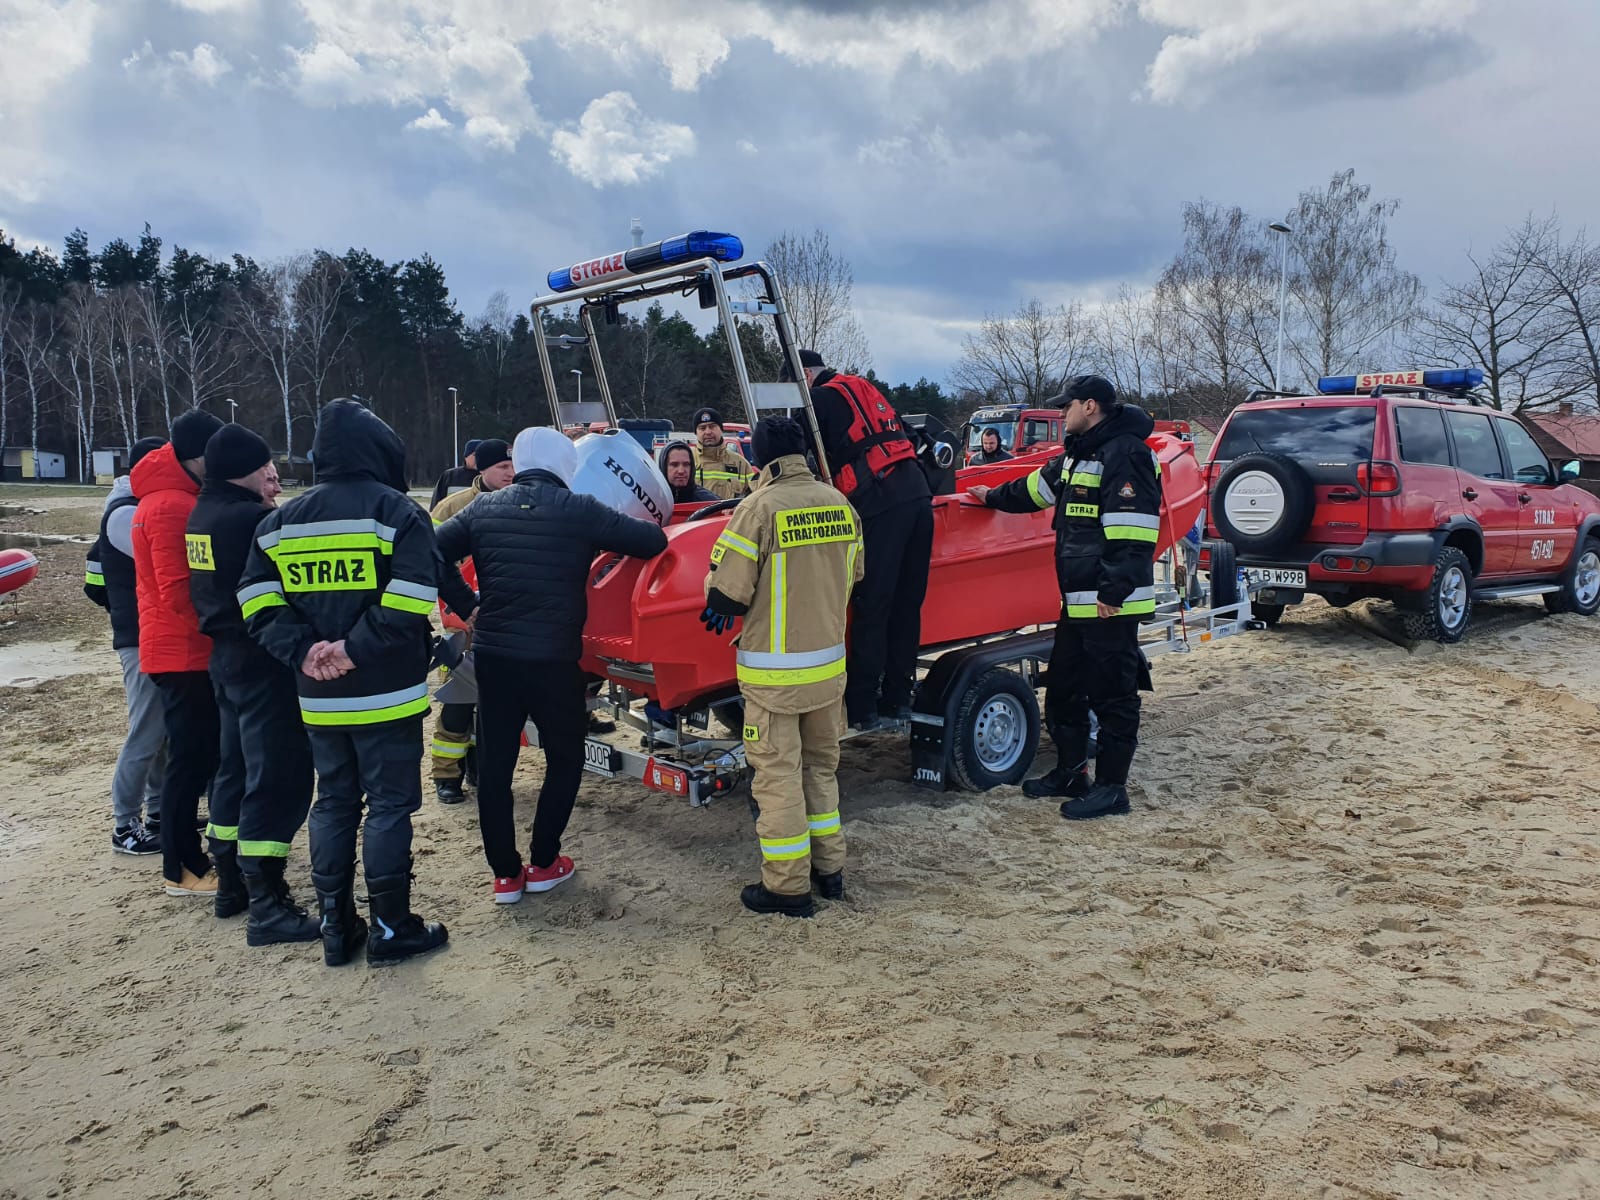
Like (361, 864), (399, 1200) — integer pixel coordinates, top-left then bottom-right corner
(493, 867), (527, 905)
(524, 856), (574, 893)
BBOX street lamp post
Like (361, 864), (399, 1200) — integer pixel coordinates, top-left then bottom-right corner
(224, 397), (237, 423)
(447, 386), (459, 468)
(570, 369), (583, 412)
(1269, 222), (1292, 392)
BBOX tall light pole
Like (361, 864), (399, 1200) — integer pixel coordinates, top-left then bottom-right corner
(447, 386), (458, 464)
(1269, 222), (1292, 391)
(570, 369), (582, 412)
(224, 397), (237, 423)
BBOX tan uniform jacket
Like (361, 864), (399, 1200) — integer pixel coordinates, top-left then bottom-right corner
(692, 440), (755, 500)
(430, 475), (485, 526)
(703, 454), (864, 714)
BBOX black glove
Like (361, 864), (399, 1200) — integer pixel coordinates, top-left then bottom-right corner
(701, 607), (737, 636)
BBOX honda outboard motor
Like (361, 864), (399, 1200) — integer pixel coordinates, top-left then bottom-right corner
(570, 429), (673, 527)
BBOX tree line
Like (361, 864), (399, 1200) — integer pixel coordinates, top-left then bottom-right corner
(951, 169), (1600, 422)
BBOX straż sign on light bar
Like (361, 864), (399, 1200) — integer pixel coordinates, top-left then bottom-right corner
(545, 231), (744, 293)
(567, 253), (628, 287)
(1356, 369), (1424, 390)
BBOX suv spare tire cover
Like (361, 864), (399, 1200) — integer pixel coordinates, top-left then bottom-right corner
(1212, 451), (1315, 555)
(571, 430), (673, 527)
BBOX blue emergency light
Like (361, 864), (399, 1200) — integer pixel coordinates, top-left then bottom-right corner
(546, 231), (744, 293)
(1318, 368), (1484, 394)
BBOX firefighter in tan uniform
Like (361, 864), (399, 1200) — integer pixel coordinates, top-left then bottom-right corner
(426, 437), (512, 802)
(690, 406), (755, 500)
(702, 417), (864, 918)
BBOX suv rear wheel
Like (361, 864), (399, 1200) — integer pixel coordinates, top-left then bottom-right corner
(1545, 536), (1600, 616)
(1402, 546), (1473, 643)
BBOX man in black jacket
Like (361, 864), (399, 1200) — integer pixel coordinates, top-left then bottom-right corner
(430, 439), (481, 509)
(434, 426), (667, 906)
(789, 349), (933, 732)
(187, 424), (319, 944)
(969, 376), (1160, 820)
(659, 440), (718, 505)
(239, 399), (475, 966)
(971, 427), (1012, 465)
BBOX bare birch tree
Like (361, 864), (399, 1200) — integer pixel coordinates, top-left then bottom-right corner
(1284, 169), (1423, 381)
(232, 255), (307, 458)
(134, 283), (178, 432)
(295, 252), (354, 418)
(0, 278), (19, 452)
(11, 304), (56, 463)
(763, 228), (873, 372)
(951, 298), (1092, 406)
(1525, 219), (1600, 408)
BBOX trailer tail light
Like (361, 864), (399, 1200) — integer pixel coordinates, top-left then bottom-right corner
(1321, 555), (1374, 573)
(1357, 461), (1402, 496)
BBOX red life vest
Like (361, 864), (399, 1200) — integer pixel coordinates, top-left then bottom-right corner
(821, 374), (918, 497)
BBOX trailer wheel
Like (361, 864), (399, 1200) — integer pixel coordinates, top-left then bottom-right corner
(1206, 539), (1239, 609)
(950, 668), (1040, 792)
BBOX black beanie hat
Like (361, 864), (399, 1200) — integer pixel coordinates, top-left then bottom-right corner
(129, 436), (166, 469)
(692, 407), (723, 428)
(753, 416), (807, 467)
(205, 424), (272, 480)
(472, 438), (510, 470)
(778, 348), (825, 383)
(171, 409), (225, 461)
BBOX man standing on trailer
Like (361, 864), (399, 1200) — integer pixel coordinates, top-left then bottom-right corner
(690, 407), (755, 500)
(787, 349), (932, 733)
(967, 375), (1159, 820)
(702, 417), (864, 918)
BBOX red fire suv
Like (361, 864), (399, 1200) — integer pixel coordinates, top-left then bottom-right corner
(1205, 369), (1600, 642)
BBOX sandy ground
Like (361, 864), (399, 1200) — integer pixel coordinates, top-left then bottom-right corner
(3, 485), (1600, 1200)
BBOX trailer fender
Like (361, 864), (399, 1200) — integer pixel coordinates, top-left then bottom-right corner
(909, 631), (1055, 792)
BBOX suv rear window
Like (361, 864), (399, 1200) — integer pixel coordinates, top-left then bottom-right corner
(1215, 405), (1376, 483)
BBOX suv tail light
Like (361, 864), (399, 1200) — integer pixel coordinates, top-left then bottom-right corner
(1357, 461), (1402, 496)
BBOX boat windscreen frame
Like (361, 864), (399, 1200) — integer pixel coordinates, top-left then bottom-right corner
(528, 258), (832, 482)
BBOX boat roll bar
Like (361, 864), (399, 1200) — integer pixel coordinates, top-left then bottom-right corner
(528, 253), (833, 482)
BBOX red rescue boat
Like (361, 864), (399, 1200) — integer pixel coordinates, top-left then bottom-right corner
(0, 547), (40, 596)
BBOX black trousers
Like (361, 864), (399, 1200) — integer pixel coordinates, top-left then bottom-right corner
(475, 653), (586, 879)
(305, 716), (424, 883)
(1043, 614), (1146, 785)
(152, 670), (220, 881)
(210, 658), (313, 859)
(846, 496), (935, 722)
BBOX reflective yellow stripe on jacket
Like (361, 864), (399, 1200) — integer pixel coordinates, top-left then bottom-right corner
(734, 642), (847, 688)
(237, 580), (287, 619)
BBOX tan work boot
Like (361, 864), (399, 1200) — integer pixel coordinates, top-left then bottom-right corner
(164, 869), (218, 897)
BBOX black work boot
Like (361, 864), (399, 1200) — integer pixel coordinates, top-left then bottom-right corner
(740, 882), (815, 918)
(313, 864), (367, 967)
(434, 777), (466, 804)
(1060, 783), (1132, 821)
(241, 858), (321, 947)
(1022, 761), (1091, 800)
(366, 874), (449, 965)
(811, 868), (846, 901)
(211, 841), (249, 920)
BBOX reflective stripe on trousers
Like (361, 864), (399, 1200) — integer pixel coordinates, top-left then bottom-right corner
(735, 642), (846, 688)
(299, 683), (431, 726)
(1063, 586), (1156, 619)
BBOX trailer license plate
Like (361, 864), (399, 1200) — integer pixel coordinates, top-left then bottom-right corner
(582, 738), (618, 778)
(1245, 567), (1306, 588)
(645, 758), (689, 796)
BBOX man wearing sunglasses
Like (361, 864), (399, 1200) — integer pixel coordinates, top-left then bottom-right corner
(967, 375), (1159, 820)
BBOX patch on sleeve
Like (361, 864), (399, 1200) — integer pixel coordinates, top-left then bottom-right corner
(743, 723), (759, 743)
(1118, 482), (1136, 498)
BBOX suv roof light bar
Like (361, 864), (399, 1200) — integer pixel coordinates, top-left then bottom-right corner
(1318, 368), (1484, 394)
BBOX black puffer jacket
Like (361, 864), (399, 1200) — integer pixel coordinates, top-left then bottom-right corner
(657, 440), (718, 505)
(434, 468), (668, 663)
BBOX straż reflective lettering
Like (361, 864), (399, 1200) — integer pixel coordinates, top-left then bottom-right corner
(569, 253), (626, 284)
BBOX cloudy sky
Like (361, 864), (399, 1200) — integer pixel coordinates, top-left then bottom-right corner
(2, 0), (1595, 383)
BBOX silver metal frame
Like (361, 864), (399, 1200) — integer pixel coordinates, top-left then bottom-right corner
(527, 258), (832, 481)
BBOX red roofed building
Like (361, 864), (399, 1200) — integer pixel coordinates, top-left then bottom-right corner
(1527, 402), (1600, 483)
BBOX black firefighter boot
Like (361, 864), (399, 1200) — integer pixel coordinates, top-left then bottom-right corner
(313, 863), (367, 967)
(1022, 727), (1092, 800)
(366, 874), (449, 966)
(741, 883), (815, 919)
(811, 868), (846, 901)
(1061, 736), (1133, 821)
(240, 857), (322, 947)
(211, 840), (250, 919)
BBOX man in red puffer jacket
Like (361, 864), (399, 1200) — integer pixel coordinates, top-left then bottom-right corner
(132, 408), (224, 898)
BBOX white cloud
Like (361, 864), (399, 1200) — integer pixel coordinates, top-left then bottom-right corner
(549, 91), (694, 188)
(406, 106), (452, 131)
(1137, 0), (1480, 102)
(169, 0), (253, 11)
(0, 0), (98, 204)
(177, 42), (232, 84)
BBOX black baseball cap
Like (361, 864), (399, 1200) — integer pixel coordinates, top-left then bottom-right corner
(1047, 374), (1117, 409)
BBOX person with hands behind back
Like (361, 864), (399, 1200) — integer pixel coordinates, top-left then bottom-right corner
(238, 399), (474, 967)
(702, 416), (864, 919)
(967, 375), (1160, 821)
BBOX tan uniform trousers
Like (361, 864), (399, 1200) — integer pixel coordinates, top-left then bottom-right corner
(430, 704), (474, 780)
(743, 696), (846, 895)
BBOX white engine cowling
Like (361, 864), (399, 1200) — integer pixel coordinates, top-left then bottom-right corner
(570, 429), (673, 527)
